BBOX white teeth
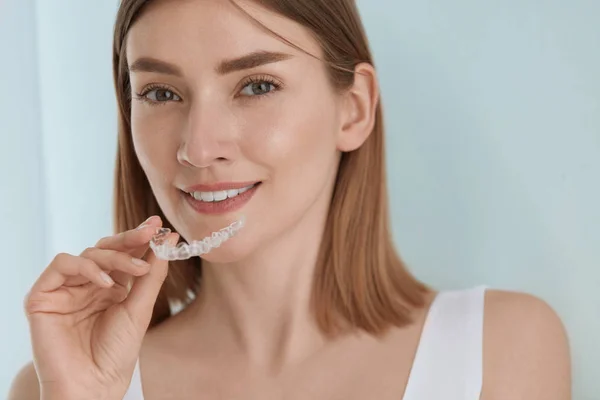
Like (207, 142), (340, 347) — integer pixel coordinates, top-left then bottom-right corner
(200, 192), (213, 202)
(190, 183), (256, 203)
(213, 191), (227, 201)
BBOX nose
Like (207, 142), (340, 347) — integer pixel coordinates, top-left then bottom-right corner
(177, 103), (237, 168)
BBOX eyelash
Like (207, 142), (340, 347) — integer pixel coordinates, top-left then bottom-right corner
(134, 75), (283, 106)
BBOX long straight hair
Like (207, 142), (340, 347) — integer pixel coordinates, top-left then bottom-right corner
(112, 0), (429, 337)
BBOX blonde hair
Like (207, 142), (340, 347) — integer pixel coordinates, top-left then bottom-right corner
(112, 0), (429, 336)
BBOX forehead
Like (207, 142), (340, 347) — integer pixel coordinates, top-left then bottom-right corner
(126, 0), (321, 65)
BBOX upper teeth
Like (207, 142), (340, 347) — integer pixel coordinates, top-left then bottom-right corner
(191, 184), (255, 202)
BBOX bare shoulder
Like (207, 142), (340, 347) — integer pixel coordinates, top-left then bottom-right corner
(481, 289), (571, 400)
(8, 361), (40, 400)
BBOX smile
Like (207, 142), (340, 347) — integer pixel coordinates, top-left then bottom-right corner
(188, 183), (257, 203)
(182, 181), (261, 215)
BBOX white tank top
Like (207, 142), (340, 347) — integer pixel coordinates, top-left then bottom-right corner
(124, 286), (486, 400)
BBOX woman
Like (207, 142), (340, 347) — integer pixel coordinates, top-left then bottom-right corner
(10, 0), (571, 399)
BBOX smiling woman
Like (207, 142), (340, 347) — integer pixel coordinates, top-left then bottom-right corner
(116, 0), (427, 332)
(9, 0), (571, 399)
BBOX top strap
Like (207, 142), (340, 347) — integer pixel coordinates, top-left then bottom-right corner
(402, 286), (487, 400)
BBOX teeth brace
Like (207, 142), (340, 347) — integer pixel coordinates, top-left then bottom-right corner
(149, 217), (245, 261)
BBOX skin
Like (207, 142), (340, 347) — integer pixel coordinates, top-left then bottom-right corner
(10, 0), (571, 399)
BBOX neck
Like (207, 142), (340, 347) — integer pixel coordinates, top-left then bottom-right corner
(187, 206), (330, 372)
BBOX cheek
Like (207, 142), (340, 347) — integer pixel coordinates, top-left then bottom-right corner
(130, 107), (182, 181)
(238, 91), (339, 173)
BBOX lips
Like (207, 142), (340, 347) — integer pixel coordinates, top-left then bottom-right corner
(182, 182), (261, 215)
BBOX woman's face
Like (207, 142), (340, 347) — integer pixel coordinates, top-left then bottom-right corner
(126, 0), (348, 261)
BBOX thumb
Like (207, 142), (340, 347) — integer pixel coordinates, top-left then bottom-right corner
(122, 232), (179, 333)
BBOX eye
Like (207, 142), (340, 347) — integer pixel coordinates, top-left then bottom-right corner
(135, 85), (182, 105)
(239, 79), (279, 97)
(144, 88), (181, 103)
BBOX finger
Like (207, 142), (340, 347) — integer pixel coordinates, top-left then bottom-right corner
(25, 283), (128, 316)
(95, 215), (162, 256)
(30, 253), (117, 295)
(80, 247), (151, 287)
(95, 216), (162, 286)
(122, 233), (179, 331)
(31, 249), (152, 293)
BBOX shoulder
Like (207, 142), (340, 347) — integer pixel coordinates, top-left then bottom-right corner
(481, 289), (571, 400)
(8, 361), (40, 400)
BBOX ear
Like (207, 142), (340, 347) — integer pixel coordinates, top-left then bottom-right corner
(336, 62), (379, 152)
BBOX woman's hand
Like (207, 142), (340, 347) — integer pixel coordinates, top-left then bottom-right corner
(24, 216), (178, 400)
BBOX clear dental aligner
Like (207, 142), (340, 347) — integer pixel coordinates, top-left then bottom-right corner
(149, 217), (245, 261)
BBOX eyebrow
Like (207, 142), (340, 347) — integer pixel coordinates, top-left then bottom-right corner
(129, 51), (293, 77)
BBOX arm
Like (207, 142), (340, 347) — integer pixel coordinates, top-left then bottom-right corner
(481, 290), (571, 400)
(8, 362), (40, 400)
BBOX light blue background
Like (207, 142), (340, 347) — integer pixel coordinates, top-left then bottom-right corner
(1, 1), (598, 398)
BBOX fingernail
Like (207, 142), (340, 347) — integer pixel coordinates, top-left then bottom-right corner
(136, 216), (155, 230)
(132, 258), (150, 267)
(100, 271), (115, 285)
(168, 234), (180, 245)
